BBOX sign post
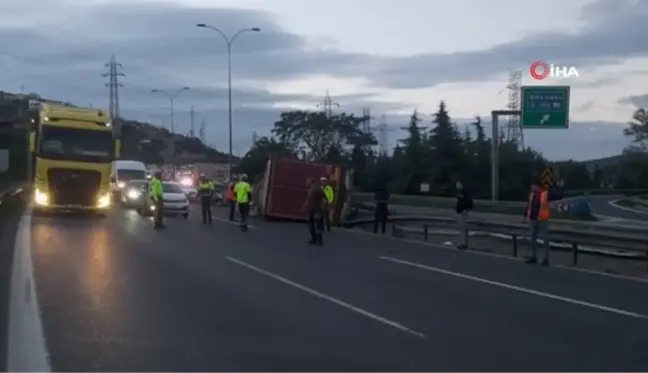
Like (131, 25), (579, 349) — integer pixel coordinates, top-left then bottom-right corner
(521, 85), (570, 129)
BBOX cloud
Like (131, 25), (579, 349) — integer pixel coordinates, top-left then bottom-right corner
(618, 94), (648, 109)
(0, 0), (643, 159)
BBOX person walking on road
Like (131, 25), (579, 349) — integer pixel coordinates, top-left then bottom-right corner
(226, 176), (237, 221)
(198, 175), (214, 225)
(525, 181), (551, 265)
(302, 177), (327, 245)
(234, 174), (252, 232)
(320, 177), (334, 232)
(373, 184), (390, 234)
(455, 181), (473, 250)
(150, 171), (166, 230)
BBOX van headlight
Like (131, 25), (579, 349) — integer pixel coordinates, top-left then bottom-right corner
(127, 189), (141, 199)
(97, 193), (111, 208)
(34, 189), (48, 206)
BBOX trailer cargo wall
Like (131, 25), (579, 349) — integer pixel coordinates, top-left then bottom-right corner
(265, 157), (334, 220)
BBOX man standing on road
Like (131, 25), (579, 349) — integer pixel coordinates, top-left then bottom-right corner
(373, 184), (390, 234)
(320, 177), (334, 232)
(234, 174), (252, 232)
(525, 181), (550, 265)
(455, 181), (473, 249)
(150, 171), (166, 230)
(226, 176), (237, 221)
(198, 175), (214, 225)
(302, 177), (327, 245)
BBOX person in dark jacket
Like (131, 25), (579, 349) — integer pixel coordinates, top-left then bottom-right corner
(373, 185), (390, 234)
(302, 177), (327, 245)
(455, 182), (473, 249)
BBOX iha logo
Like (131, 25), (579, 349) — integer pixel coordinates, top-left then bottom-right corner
(529, 60), (579, 80)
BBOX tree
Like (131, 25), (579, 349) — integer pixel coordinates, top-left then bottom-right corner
(271, 110), (373, 162)
(399, 110), (427, 193)
(235, 137), (296, 182)
(623, 108), (648, 152)
(427, 101), (464, 193)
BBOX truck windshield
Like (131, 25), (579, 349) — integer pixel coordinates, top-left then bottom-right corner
(39, 126), (113, 163)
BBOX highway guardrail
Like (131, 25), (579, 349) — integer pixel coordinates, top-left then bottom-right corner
(352, 196), (595, 220)
(344, 215), (648, 271)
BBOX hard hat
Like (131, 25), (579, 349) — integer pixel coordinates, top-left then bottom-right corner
(320, 177), (327, 181)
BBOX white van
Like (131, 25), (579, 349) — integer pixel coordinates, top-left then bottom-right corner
(112, 160), (147, 192)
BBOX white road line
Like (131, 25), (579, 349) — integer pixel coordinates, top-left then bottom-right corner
(7, 211), (51, 372)
(379, 256), (648, 320)
(609, 200), (648, 216)
(225, 256), (425, 338)
(212, 216), (257, 229)
(346, 228), (648, 284)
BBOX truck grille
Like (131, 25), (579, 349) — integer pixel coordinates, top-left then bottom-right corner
(47, 168), (101, 206)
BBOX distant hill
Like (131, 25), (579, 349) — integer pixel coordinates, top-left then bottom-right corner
(0, 90), (238, 165)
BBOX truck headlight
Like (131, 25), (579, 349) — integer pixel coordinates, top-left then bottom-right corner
(127, 189), (141, 199)
(117, 181), (126, 189)
(97, 193), (111, 208)
(34, 189), (48, 206)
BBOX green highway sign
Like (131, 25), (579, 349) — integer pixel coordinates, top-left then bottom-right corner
(521, 85), (570, 129)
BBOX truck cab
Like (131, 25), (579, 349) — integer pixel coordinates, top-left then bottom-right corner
(30, 103), (117, 213)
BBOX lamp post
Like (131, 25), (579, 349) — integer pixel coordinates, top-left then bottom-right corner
(151, 87), (190, 180)
(196, 23), (260, 179)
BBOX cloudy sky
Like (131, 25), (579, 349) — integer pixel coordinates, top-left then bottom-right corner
(1, 0), (647, 160)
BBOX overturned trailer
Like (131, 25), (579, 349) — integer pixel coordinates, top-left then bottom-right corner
(252, 156), (353, 224)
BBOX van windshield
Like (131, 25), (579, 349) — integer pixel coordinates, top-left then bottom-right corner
(117, 169), (146, 181)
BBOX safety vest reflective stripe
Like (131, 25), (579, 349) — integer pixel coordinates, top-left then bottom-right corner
(527, 190), (550, 220)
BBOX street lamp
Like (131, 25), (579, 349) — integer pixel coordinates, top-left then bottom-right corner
(151, 87), (189, 180)
(196, 23), (261, 179)
(150, 86), (190, 134)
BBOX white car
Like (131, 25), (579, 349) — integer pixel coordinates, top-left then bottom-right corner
(139, 182), (189, 219)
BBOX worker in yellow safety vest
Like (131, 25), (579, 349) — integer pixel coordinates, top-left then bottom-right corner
(226, 176), (237, 221)
(234, 174), (252, 232)
(320, 177), (334, 232)
(525, 180), (551, 265)
(198, 175), (215, 225)
(150, 171), (165, 229)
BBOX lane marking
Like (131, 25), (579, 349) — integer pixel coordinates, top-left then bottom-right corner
(225, 256), (425, 338)
(609, 200), (648, 216)
(212, 216), (257, 229)
(379, 256), (648, 320)
(7, 210), (51, 372)
(346, 228), (648, 283)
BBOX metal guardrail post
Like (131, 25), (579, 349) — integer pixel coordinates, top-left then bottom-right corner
(512, 235), (518, 257)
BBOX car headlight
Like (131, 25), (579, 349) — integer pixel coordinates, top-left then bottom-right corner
(34, 189), (48, 206)
(127, 189), (141, 199)
(180, 178), (193, 187)
(117, 181), (126, 189)
(149, 204), (156, 211)
(97, 193), (111, 208)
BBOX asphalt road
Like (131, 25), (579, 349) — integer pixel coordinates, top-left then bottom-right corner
(587, 196), (648, 221)
(8, 205), (648, 371)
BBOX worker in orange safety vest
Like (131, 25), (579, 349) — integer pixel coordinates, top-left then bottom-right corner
(525, 180), (550, 265)
(226, 176), (237, 221)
